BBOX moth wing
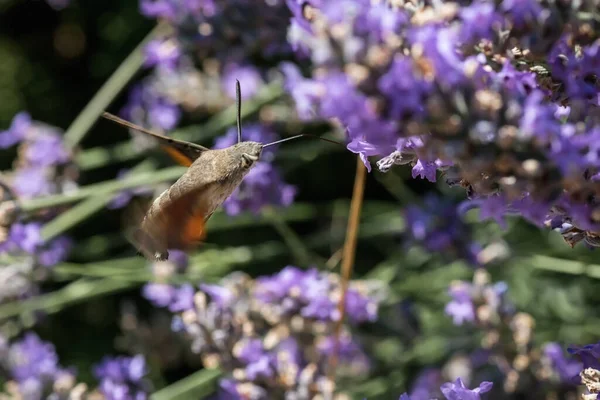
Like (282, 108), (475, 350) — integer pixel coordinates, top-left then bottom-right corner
(130, 184), (214, 261)
(102, 112), (208, 166)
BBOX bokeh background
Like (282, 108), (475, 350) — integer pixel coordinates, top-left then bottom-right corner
(0, 0), (599, 399)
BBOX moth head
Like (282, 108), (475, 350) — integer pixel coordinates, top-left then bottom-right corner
(234, 141), (263, 169)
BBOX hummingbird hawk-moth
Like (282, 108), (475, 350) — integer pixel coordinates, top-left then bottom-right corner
(103, 81), (341, 261)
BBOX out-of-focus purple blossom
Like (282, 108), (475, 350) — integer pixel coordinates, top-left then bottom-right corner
(150, 269), (380, 398)
(94, 354), (150, 400)
(568, 342), (600, 370)
(222, 161), (297, 216)
(440, 378), (493, 400)
(37, 236), (72, 267)
(279, 0), (600, 249)
(11, 167), (54, 199)
(254, 266), (379, 324)
(142, 283), (176, 308)
(445, 282), (476, 326)
(8, 332), (61, 383)
(121, 82), (182, 132)
(444, 270), (515, 328)
(458, 3), (502, 44)
(144, 38), (182, 70)
(108, 169), (156, 210)
(543, 342), (583, 384)
(6, 222), (43, 254)
(405, 195), (481, 265)
(23, 131), (70, 167)
(0, 112), (31, 148)
(168, 283), (195, 312)
(221, 64), (263, 100)
(378, 57), (430, 121)
(409, 369), (443, 400)
(496, 60), (538, 96)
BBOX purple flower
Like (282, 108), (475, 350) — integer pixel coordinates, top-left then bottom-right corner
(543, 342), (583, 384)
(409, 369), (443, 400)
(221, 64), (263, 100)
(199, 283), (235, 308)
(317, 335), (368, 363)
(7, 222), (43, 254)
(94, 355), (149, 400)
(121, 82), (181, 131)
(567, 341), (600, 370)
(12, 167), (54, 198)
(500, 0), (544, 30)
(8, 333), (60, 383)
(344, 288), (377, 323)
(144, 38), (182, 70)
(23, 132), (70, 167)
(459, 3), (502, 43)
(0, 112), (31, 148)
(236, 339), (274, 380)
(496, 61), (538, 96)
(405, 195), (480, 264)
(142, 283), (175, 308)
(280, 62), (322, 120)
(408, 26), (467, 88)
(379, 57), (430, 121)
(254, 265), (306, 304)
(440, 378), (493, 400)
(445, 283), (476, 326)
(37, 236), (72, 267)
(222, 161), (297, 216)
(168, 284), (195, 312)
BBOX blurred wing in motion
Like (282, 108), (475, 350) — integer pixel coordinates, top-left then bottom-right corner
(101, 112), (208, 167)
(128, 185), (212, 261)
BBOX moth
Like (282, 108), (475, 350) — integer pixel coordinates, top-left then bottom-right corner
(103, 81), (340, 261)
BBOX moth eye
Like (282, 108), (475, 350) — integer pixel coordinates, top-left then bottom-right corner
(241, 153), (255, 168)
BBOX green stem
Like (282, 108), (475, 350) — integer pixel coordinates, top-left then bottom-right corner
(63, 24), (169, 148)
(150, 368), (222, 400)
(40, 161), (155, 241)
(262, 206), (323, 267)
(20, 165), (185, 212)
(0, 278), (135, 321)
(77, 81), (284, 170)
(373, 168), (419, 204)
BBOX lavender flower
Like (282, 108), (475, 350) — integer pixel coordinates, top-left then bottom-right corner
(399, 377), (493, 400)
(405, 195), (481, 265)
(440, 378), (493, 400)
(0, 113), (76, 305)
(279, 0), (600, 249)
(145, 268), (382, 398)
(543, 342), (582, 384)
(0, 333), (82, 399)
(94, 355), (150, 400)
(0, 112), (31, 148)
(568, 342), (600, 371)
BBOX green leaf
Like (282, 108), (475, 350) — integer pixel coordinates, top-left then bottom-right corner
(150, 368), (222, 400)
(63, 24), (169, 148)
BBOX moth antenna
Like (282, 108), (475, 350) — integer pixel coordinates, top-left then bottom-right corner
(236, 79), (242, 144)
(262, 134), (344, 148)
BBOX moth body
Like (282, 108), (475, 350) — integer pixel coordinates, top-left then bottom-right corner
(133, 141), (263, 260)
